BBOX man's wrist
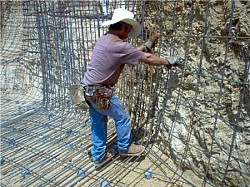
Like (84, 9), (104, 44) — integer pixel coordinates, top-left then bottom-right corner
(164, 59), (170, 66)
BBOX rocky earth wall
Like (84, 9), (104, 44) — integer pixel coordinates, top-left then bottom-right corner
(122, 1), (250, 186)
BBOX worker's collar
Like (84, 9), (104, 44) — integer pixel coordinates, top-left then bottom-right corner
(106, 30), (128, 40)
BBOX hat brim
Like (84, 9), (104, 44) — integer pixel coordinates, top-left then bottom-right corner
(102, 18), (141, 38)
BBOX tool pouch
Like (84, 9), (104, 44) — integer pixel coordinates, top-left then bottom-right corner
(84, 86), (113, 110)
(95, 87), (113, 110)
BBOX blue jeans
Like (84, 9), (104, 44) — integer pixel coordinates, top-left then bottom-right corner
(88, 94), (131, 162)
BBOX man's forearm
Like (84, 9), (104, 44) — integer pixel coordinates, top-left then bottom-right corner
(140, 53), (169, 66)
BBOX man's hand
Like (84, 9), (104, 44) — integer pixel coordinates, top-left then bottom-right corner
(166, 55), (184, 66)
(144, 34), (158, 53)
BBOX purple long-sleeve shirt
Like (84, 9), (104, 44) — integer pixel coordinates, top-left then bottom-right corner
(82, 33), (144, 86)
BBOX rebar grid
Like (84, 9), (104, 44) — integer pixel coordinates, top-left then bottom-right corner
(1, 0), (249, 187)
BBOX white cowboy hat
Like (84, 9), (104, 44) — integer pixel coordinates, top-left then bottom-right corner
(102, 8), (141, 38)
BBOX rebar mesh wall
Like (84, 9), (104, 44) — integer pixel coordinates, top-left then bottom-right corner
(1, 1), (249, 187)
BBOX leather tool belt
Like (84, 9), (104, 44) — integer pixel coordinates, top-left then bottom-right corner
(83, 84), (114, 110)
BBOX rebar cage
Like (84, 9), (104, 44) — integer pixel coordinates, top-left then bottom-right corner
(0, 0), (249, 186)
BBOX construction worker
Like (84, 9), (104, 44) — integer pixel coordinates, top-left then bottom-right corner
(82, 8), (182, 166)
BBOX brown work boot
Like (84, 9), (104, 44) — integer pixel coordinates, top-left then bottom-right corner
(93, 152), (114, 167)
(119, 144), (145, 156)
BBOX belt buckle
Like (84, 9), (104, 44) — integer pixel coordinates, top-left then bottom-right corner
(85, 90), (94, 97)
(85, 85), (95, 96)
